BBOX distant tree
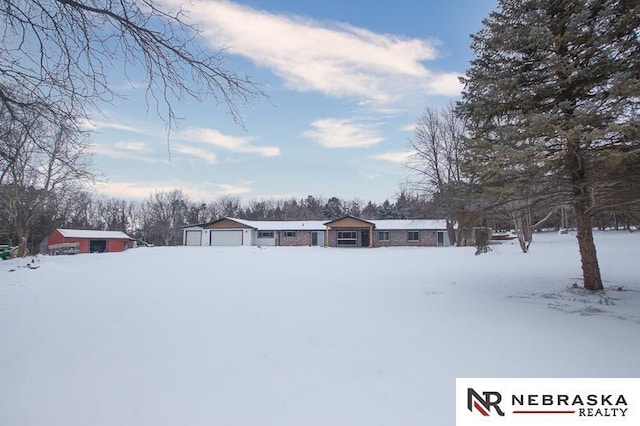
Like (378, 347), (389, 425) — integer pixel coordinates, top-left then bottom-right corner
(141, 190), (188, 246)
(243, 200), (263, 220)
(60, 191), (99, 230)
(322, 197), (344, 220)
(303, 195), (325, 219)
(96, 198), (133, 232)
(474, 220), (492, 256)
(376, 199), (399, 219)
(360, 201), (379, 219)
(408, 104), (469, 244)
(280, 198), (303, 220)
(395, 190), (432, 219)
(394, 191), (410, 219)
(0, 108), (93, 255)
(458, 0), (640, 290)
(345, 199), (362, 217)
(271, 203), (285, 220)
(185, 202), (210, 225)
(216, 195), (242, 218)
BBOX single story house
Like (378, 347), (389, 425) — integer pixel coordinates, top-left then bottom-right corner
(182, 217), (327, 247)
(43, 229), (134, 254)
(182, 216), (452, 248)
(325, 216), (451, 248)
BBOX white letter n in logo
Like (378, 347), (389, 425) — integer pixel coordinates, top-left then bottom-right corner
(467, 388), (505, 416)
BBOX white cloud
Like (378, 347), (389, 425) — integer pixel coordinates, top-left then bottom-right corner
(173, 0), (463, 105)
(82, 119), (149, 134)
(175, 128), (280, 157)
(90, 141), (167, 164)
(172, 144), (219, 164)
(401, 123), (417, 133)
(213, 183), (253, 196)
(91, 181), (252, 200)
(370, 150), (414, 164)
(91, 181), (181, 200)
(89, 116), (280, 161)
(303, 118), (383, 149)
(114, 142), (150, 152)
(423, 72), (465, 96)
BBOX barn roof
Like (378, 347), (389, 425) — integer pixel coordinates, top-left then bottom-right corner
(57, 229), (133, 240)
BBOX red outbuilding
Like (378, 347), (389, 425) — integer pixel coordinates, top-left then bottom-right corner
(45, 229), (134, 255)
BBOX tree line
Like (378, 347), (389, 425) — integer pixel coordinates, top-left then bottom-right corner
(3, 179), (633, 256)
(0, 189), (457, 253)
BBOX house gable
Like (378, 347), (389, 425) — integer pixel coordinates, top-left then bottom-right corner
(324, 216), (375, 229)
(204, 218), (255, 230)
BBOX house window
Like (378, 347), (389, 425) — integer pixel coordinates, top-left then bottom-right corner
(258, 231), (274, 239)
(378, 231), (390, 241)
(337, 231), (358, 246)
(283, 231), (297, 238)
(407, 231), (419, 242)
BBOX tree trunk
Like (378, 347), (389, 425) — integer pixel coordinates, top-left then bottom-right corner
(14, 228), (28, 257)
(512, 211), (532, 253)
(574, 203), (603, 291)
(446, 220), (457, 246)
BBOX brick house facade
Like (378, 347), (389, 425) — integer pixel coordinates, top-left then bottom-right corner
(374, 229), (439, 247)
(183, 216), (453, 248)
(277, 230), (313, 246)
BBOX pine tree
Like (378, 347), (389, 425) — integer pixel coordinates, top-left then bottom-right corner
(458, 0), (640, 290)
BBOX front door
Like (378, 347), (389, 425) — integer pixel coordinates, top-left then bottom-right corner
(361, 230), (370, 247)
(311, 232), (318, 246)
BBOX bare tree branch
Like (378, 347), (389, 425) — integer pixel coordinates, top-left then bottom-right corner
(0, 0), (265, 130)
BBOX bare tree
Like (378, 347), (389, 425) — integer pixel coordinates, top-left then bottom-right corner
(0, 0), (263, 131)
(407, 103), (467, 245)
(0, 108), (93, 255)
(141, 189), (188, 246)
(215, 195), (242, 218)
(95, 198), (135, 232)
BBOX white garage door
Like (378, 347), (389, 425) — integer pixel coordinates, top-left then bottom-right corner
(210, 230), (243, 246)
(185, 230), (202, 246)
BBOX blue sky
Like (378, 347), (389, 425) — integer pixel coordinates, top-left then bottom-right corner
(87, 0), (497, 203)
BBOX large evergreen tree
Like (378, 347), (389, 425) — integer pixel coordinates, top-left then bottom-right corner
(458, 0), (640, 290)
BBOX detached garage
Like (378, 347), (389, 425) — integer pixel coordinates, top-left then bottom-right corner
(45, 229), (134, 254)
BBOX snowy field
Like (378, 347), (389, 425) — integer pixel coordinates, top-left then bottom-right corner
(1, 231), (639, 426)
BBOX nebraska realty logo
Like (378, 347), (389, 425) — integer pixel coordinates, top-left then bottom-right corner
(456, 378), (639, 425)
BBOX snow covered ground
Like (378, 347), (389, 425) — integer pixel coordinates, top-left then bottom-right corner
(1, 231), (639, 425)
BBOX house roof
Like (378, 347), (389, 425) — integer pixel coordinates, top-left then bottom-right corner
(57, 229), (133, 240)
(182, 217), (449, 232)
(323, 216), (448, 230)
(370, 220), (448, 230)
(229, 218), (326, 231)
